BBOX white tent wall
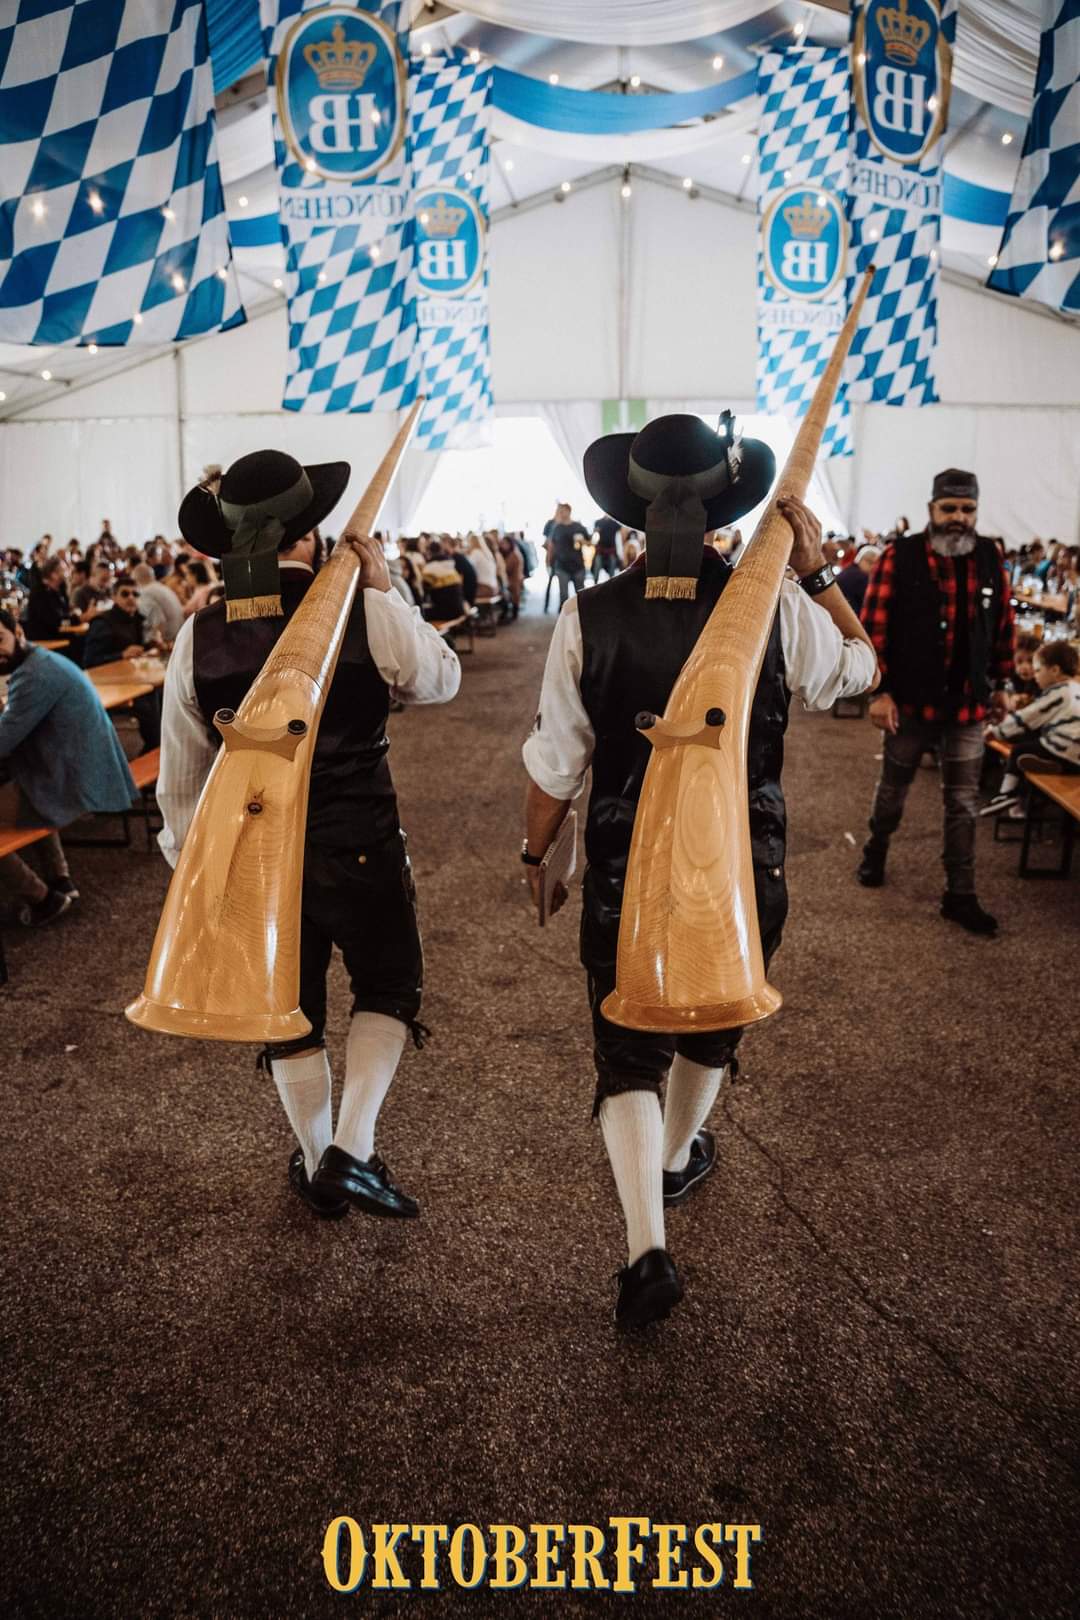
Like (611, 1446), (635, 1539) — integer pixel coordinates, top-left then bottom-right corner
(2, 179), (1078, 547)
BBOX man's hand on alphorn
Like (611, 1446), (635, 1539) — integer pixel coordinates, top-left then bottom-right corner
(777, 495), (826, 577)
(345, 531), (391, 593)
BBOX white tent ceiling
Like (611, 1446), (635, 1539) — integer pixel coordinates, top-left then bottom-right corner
(0, 0), (1068, 421)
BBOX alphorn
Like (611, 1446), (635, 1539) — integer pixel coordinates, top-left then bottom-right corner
(602, 270), (875, 1034)
(126, 399), (424, 1042)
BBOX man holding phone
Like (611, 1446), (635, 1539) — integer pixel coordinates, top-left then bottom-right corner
(856, 469), (1015, 934)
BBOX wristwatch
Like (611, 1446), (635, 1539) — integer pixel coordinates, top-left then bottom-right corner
(520, 839), (543, 867)
(798, 564), (835, 597)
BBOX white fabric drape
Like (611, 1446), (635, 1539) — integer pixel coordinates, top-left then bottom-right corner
(948, 0), (1041, 116)
(409, 0), (776, 46)
(492, 103), (757, 162)
(534, 402), (605, 484)
(0, 418), (180, 547)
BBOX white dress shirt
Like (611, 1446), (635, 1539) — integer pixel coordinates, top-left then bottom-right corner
(522, 579), (877, 801)
(157, 562), (460, 866)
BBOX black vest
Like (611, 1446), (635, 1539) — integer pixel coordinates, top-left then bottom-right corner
(885, 533), (1003, 710)
(192, 568), (398, 848)
(577, 550), (790, 877)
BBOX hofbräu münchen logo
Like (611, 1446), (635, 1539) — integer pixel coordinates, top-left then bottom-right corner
(762, 186), (847, 302)
(414, 189), (486, 298)
(276, 5), (406, 183)
(853, 0), (951, 166)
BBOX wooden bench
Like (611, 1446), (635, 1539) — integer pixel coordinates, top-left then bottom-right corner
(473, 597), (500, 638)
(0, 825), (55, 987)
(430, 614), (475, 654)
(1019, 767), (1080, 879)
(58, 748), (162, 851)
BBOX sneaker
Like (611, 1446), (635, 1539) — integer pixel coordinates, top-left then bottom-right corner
(1005, 803), (1026, 821)
(979, 791), (1019, 817)
(23, 890), (73, 927)
(1015, 753), (1065, 776)
(940, 893), (998, 936)
(51, 876), (79, 900)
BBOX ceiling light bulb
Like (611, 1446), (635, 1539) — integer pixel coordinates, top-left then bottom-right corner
(987, 253), (998, 267)
(548, 73), (559, 85)
(927, 94), (937, 110)
(784, 169), (792, 181)
(712, 55), (724, 71)
(217, 267), (228, 281)
(630, 74), (641, 88)
(682, 176), (693, 190)
(371, 107), (381, 123)
(794, 20), (804, 36)
(741, 152), (752, 164)
(162, 206), (175, 221)
(469, 49), (480, 64)
(504, 159), (513, 171)
(133, 311), (143, 324)
(420, 211), (429, 225)
(238, 195), (248, 208)
(0, 392), (6, 402)
(464, 169), (473, 182)
(560, 180), (571, 194)
(87, 342), (98, 354)
(420, 41), (431, 55)
(1049, 239), (1064, 260)
(317, 270), (327, 283)
(857, 51), (867, 66)
(621, 182), (632, 199)
(1001, 131), (1013, 145)
(273, 277), (283, 289)
(370, 244), (381, 259)
(41, 369), (52, 380)
(89, 191), (103, 213)
(31, 198), (46, 219)
(868, 228), (879, 240)
(305, 157), (317, 171)
(171, 273), (185, 291)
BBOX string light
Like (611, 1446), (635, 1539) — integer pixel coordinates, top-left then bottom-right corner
(133, 311), (143, 324)
(794, 20), (805, 36)
(273, 277), (283, 289)
(305, 156), (317, 171)
(420, 40), (431, 55)
(468, 48), (480, 64)
(464, 169), (474, 182)
(741, 152), (752, 164)
(682, 176), (693, 190)
(987, 253), (998, 267)
(712, 55), (724, 70)
(867, 227), (880, 240)
(927, 94), (937, 111)
(31, 197), (46, 220)
(1049, 239), (1065, 260)
(1001, 131), (1013, 145)
(548, 73), (559, 85)
(817, 193), (827, 205)
(420, 211), (430, 225)
(88, 191), (103, 214)
(318, 270), (327, 283)
(87, 342), (98, 354)
(371, 107), (381, 123)
(504, 158), (514, 171)
(620, 167), (632, 200)
(630, 74), (641, 88)
(217, 267), (228, 281)
(238, 195), (249, 208)
(783, 169), (792, 181)
(0, 392), (6, 402)
(162, 206), (175, 221)
(560, 180), (571, 194)
(171, 273), (185, 291)
(370, 243), (381, 259)
(41, 369), (52, 380)
(856, 51), (867, 66)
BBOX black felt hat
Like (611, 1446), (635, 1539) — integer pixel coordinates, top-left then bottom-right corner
(178, 450), (350, 561)
(178, 450), (350, 621)
(583, 413), (775, 599)
(584, 414), (775, 533)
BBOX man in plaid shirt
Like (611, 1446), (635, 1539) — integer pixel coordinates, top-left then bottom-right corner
(856, 469), (1015, 935)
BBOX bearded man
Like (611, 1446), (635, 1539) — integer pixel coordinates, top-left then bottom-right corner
(856, 469), (1015, 934)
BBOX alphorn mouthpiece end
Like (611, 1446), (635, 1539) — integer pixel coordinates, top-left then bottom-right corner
(635, 711), (657, 731)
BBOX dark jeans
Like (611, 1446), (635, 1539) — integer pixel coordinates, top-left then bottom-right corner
(261, 831), (423, 1062)
(1006, 736), (1080, 785)
(133, 689), (161, 753)
(0, 784), (69, 904)
(591, 551), (618, 582)
(554, 565), (586, 606)
(867, 717), (984, 894)
(581, 862), (788, 1114)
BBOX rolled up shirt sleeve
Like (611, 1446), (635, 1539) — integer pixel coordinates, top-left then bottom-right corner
(156, 617), (217, 869)
(363, 586), (461, 705)
(522, 599), (594, 800)
(780, 579), (877, 710)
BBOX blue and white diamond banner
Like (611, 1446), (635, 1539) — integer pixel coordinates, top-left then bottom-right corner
(757, 49), (851, 459)
(988, 0), (1079, 314)
(845, 0), (956, 405)
(0, 0), (244, 346)
(409, 53), (492, 452)
(262, 0), (418, 412)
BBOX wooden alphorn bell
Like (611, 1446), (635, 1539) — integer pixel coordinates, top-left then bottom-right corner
(126, 399), (424, 1042)
(602, 270), (875, 1033)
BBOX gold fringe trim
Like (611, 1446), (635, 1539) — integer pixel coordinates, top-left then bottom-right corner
(226, 594), (284, 623)
(644, 575), (698, 601)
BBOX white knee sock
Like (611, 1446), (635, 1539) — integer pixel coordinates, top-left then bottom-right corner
(599, 1090), (665, 1267)
(663, 1055), (726, 1173)
(270, 1050), (333, 1181)
(1000, 771), (1019, 793)
(334, 1011), (407, 1163)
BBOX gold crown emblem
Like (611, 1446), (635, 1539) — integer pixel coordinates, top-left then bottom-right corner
(303, 22), (377, 90)
(783, 194), (831, 238)
(876, 0), (931, 67)
(421, 195), (467, 237)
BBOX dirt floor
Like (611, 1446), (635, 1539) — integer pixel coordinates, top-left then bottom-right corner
(2, 590), (1077, 1619)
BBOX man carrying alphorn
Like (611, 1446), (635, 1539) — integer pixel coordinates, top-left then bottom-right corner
(522, 413), (878, 1328)
(158, 449), (459, 1219)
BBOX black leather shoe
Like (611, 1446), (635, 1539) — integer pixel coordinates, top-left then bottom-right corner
(941, 892), (998, 936)
(855, 843), (887, 887)
(313, 1144), (420, 1218)
(288, 1148), (349, 1218)
(614, 1248), (684, 1329)
(663, 1130), (717, 1206)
